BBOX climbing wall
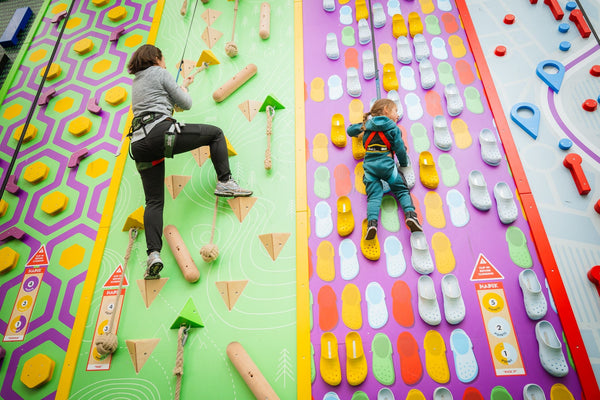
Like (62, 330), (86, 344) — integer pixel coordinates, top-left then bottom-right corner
(303, 1), (586, 399)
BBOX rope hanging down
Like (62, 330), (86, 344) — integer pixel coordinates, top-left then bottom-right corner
(200, 196), (219, 262)
(264, 106), (274, 170)
(175, 0), (201, 84)
(367, 0), (381, 100)
(95, 228), (138, 356)
(173, 325), (189, 400)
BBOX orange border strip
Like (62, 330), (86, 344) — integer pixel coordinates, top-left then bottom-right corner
(455, 1), (599, 398)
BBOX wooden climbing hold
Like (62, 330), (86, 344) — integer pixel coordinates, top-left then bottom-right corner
(0, 246), (19, 274)
(126, 338), (160, 373)
(259, 232), (291, 261)
(20, 353), (55, 389)
(68, 148), (89, 168)
(227, 342), (280, 400)
(215, 280), (248, 310)
(212, 64), (257, 103)
(164, 225), (200, 282)
(165, 175), (191, 199)
(136, 278), (168, 308)
(259, 2), (270, 39)
(227, 197), (256, 223)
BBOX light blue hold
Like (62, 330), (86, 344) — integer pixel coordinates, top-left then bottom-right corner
(559, 41), (571, 51)
(510, 102), (541, 140)
(536, 59), (565, 93)
(558, 23), (570, 33)
(559, 138), (573, 150)
(566, 1), (577, 11)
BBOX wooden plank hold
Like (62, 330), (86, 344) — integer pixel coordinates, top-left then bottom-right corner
(227, 342), (280, 400)
(213, 64), (257, 103)
(164, 225), (200, 283)
(259, 2), (270, 39)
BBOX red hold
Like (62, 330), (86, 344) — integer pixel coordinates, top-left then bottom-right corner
(590, 65), (600, 77)
(587, 266), (600, 297)
(563, 153), (591, 195)
(569, 10), (591, 38)
(595, 199), (600, 214)
(495, 45), (507, 56)
(544, 0), (564, 20)
(504, 14), (516, 24)
(583, 99), (597, 112)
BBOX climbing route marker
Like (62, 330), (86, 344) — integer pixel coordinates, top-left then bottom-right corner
(510, 102), (540, 140)
(536, 60), (565, 93)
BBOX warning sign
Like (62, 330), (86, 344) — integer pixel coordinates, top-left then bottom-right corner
(26, 245), (49, 267)
(103, 265), (129, 288)
(470, 253), (504, 281)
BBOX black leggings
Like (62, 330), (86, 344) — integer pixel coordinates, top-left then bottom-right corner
(131, 120), (232, 254)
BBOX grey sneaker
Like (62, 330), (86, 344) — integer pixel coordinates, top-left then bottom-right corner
(214, 178), (253, 197)
(144, 251), (163, 280)
(405, 211), (423, 233)
(365, 219), (378, 240)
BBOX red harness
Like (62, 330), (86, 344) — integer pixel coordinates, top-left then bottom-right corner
(364, 131), (393, 154)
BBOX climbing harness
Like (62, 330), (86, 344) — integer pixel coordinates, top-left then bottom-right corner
(127, 114), (183, 171)
(364, 130), (393, 155)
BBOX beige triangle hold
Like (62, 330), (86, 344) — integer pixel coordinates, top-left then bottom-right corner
(191, 147), (210, 167)
(126, 338), (160, 373)
(215, 281), (229, 309)
(259, 232), (291, 261)
(136, 278), (169, 308)
(238, 100), (262, 122)
(165, 175), (191, 199)
(227, 197), (257, 223)
(201, 8), (221, 26)
(227, 280), (248, 310)
(175, 59), (196, 78)
(201, 26), (223, 49)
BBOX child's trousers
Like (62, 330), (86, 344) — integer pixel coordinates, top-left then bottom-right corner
(363, 154), (414, 221)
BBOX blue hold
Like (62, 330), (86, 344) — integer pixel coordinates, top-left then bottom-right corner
(536, 60), (565, 93)
(558, 23), (570, 33)
(559, 138), (573, 150)
(566, 1), (577, 11)
(0, 7), (33, 48)
(559, 41), (571, 52)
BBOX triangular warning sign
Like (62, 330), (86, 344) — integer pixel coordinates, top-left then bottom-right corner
(103, 265), (130, 288)
(165, 175), (191, 199)
(259, 233), (291, 261)
(137, 278), (168, 308)
(26, 245), (49, 266)
(126, 338), (160, 373)
(227, 197), (257, 223)
(215, 280), (248, 310)
(470, 253), (505, 281)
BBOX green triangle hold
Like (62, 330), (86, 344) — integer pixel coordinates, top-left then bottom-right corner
(259, 95), (285, 112)
(170, 297), (204, 329)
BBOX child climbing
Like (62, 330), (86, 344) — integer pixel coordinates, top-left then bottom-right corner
(347, 98), (422, 240)
(126, 44), (252, 280)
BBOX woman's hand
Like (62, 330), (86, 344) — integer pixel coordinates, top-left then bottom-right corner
(173, 104), (184, 113)
(181, 75), (194, 89)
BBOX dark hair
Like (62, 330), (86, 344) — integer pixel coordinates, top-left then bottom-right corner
(127, 44), (162, 74)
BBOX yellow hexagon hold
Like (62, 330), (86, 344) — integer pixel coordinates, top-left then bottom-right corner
(24, 161), (50, 184)
(107, 6), (127, 21)
(86, 158), (109, 178)
(59, 243), (85, 270)
(21, 353), (55, 389)
(66, 17), (81, 30)
(40, 63), (62, 80)
(105, 86), (127, 106)
(13, 124), (38, 143)
(124, 34), (143, 48)
(29, 48), (47, 63)
(54, 97), (74, 114)
(92, 59), (111, 74)
(73, 38), (94, 55)
(0, 247), (19, 274)
(68, 116), (92, 137)
(0, 199), (8, 217)
(41, 191), (68, 216)
(92, 0), (110, 6)
(3, 103), (23, 120)
(51, 4), (67, 14)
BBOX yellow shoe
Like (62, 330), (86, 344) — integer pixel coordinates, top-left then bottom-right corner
(382, 63), (399, 92)
(392, 14), (408, 38)
(352, 136), (366, 160)
(345, 331), (368, 386)
(355, 0), (368, 21)
(408, 11), (424, 37)
(423, 330), (450, 384)
(342, 284), (362, 330)
(360, 219), (380, 261)
(337, 196), (355, 237)
(419, 151), (439, 189)
(320, 332), (342, 386)
(331, 113), (347, 148)
(406, 389), (426, 400)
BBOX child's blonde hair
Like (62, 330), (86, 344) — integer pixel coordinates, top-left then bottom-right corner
(360, 98), (397, 132)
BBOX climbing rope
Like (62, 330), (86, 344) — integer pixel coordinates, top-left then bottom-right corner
(225, 0), (240, 57)
(200, 196), (219, 262)
(264, 106), (274, 170)
(367, 0), (381, 100)
(95, 227), (138, 356)
(173, 324), (189, 400)
(175, 0), (201, 83)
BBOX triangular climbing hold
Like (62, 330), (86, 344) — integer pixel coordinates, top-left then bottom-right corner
(201, 26), (222, 49)
(215, 280), (248, 310)
(191, 147), (210, 167)
(225, 136), (237, 156)
(259, 232), (291, 261)
(259, 95), (285, 112)
(201, 8), (221, 26)
(238, 100), (262, 122)
(136, 278), (168, 308)
(170, 297), (204, 329)
(227, 197), (257, 223)
(165, 175), (191, 199)
(126, 338), (160, 373)
(122, 206), (145, 231)
(175, 59), (196, 79)
(227, 280), (248, 310)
